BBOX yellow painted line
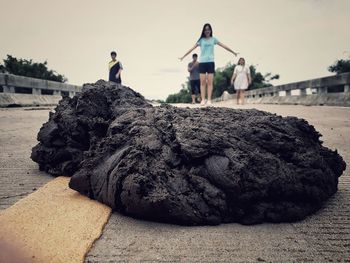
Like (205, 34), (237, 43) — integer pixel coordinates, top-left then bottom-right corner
(0, 176), (111, 263)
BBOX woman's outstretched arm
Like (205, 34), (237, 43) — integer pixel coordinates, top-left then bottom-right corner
(179, 44), (199, 61)
(217, 42), (238, 56)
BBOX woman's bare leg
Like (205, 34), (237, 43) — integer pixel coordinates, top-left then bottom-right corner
(207, 73), (214, 102)
(200, 73), (206, 102)
(241, 90), (245, 104)
(237, 90), (241, 104)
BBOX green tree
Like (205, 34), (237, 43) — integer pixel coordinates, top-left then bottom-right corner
(213, 64), (235, 98)
(328, 58), (350, 74)
(0, 55), (67, 82)
(248, 65), (279, 90)
(165, 82), (191, 103)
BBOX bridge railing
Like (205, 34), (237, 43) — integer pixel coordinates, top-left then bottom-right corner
(218, 72), (350, 106)
(0, 73), (82, 97)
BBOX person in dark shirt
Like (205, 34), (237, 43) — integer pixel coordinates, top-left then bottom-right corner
(188, 53), (201, 104)
(109, 51), (123, 84)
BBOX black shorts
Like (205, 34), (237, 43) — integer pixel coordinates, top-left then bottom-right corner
(199, 62), (215, 74)
(190, 79), (201, 95)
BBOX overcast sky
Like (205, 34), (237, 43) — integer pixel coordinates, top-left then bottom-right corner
(0, 0), (349, 100)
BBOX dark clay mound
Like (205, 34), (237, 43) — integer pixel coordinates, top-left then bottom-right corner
(31, 80), (151, 175)
(31, 80), (346, 225)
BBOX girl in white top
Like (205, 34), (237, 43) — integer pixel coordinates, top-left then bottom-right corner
(231, 57), (252, 105)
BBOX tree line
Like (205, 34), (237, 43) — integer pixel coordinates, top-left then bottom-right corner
(0, 54), (349, 93)
(0, 55), (67, 83)
(166, 57), (350, 103)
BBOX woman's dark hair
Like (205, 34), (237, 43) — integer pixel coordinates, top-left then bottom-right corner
(238, 57), (245, 65)
(198, 23), (213, 41)
(111, 51), (117, 56)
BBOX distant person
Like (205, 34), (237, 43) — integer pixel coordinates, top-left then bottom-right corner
(188, 54), (201, 104)
(180, 23), (238, 106)
(109, 51), (123, 84)
(231, 57), (251, 105)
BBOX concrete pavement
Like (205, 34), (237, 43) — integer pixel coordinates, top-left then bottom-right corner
(0, 104), (349, 262)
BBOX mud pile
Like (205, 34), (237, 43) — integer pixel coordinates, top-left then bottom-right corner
(31, 80), (346, 225)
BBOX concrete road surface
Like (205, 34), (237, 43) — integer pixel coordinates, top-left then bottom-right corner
(0, 103), (349, 263)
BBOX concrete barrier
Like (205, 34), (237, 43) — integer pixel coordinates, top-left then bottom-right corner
(0, 73), (82, 107)
(0, 93), (62, 107)
(216, 72), (350, 106)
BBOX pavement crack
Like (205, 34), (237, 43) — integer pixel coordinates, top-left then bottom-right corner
(0, 191), (32, 200)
